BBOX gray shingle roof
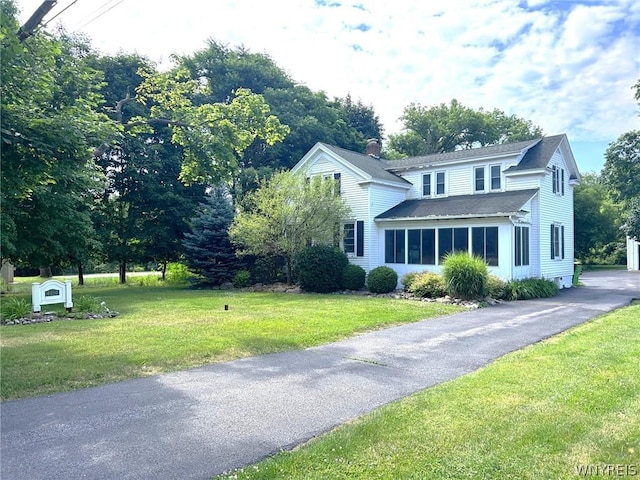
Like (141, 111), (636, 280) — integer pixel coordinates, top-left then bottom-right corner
(375, 189), (539, 220)
(320, 143), (411, 185)
(505, 134), (565, 171)
(382, 139), (541, 171)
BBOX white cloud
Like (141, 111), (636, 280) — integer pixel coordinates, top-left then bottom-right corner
(16, 0), (640, 146)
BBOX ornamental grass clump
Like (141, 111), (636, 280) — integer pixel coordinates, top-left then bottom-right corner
(504, 277), (559, 300)
(442, 252), (488, 300)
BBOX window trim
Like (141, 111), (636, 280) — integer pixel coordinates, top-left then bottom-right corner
(435, 171), (446, 196)
(490, 164), (501, 191)
(422, 173), (432, 197)
(515, 225), (530, 267)
(551, 223), (564, 260)
(474, 166), (485, 192)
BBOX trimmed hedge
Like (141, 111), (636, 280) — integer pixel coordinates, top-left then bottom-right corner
(367, 266), (398, 294)
(294, 245), (349, 293)
(342, 264), (366, 290)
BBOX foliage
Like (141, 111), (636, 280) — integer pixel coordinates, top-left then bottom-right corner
(503, 278), (559, 300)
(165, 262), (193, 285)
(573, 173), (625, 262)
(486, 275), (506, 299)
(1, 6), (117, 266)
(408, 272), (447, 298)
(230, 171), (351, 284)
(74, 295), (102, 313)
(442, 253), (489, 300)
(294, 245), (349, 293)
(183, 187), (239, 286)
(367, 266), (398, 294)
(1, 298), (31, 322)
(341, 264), (366, 291)
(386, 99), (543, 157)
(232, 270), (252, 288)
(400, 271), (419, 292)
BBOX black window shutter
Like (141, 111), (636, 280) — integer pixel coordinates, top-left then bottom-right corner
(356, 221), (364, 257)
(561, 225), (565, 259)
(561, 169), (565, 195)
(550, 224), (555, 259)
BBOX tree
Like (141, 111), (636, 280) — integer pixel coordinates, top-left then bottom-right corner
(386, 99), (543, 157)
(229, 172), (351, 284)
(183, 187), (238, 286)
(1, 3), (117, 273)
(573, 173), (624, 262)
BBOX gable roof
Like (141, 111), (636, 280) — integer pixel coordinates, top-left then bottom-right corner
(506, 134), (564, 171)
(382, 138), (541, 171)
(375, 189), (539, 221)
(320, 143), (411, 185)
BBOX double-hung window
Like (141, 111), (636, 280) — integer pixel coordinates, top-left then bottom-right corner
(552, 166), (565, 195)
(436, 171), (445, 195)
(343, 221), (364, 256)
(474, 167), (485, 192)
(490, 165), (501, 190)
(550, 223), (565, 260)
(422, 173), (432, 197)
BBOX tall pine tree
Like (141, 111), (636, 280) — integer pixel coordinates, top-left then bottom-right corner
(183, 187), (238, 286)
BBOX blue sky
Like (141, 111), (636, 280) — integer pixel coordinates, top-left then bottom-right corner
(18, 0), (640, 173)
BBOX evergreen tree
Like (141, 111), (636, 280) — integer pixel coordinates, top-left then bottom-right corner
(183, 187), (238, 285)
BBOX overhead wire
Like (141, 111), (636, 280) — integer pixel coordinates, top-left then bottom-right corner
(42, 0), (80, 28)
(74, 0), (126, 31)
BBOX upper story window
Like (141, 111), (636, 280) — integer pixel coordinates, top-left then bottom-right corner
(422, 173), (432, 197)
(474, 166), (485, 192)
(333, 172), (341, 194)
(436, 171), (445, 195)
(490, 165), (501, 190)
(552, 165), (565, 196)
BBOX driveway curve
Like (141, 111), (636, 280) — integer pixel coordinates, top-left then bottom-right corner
(1, 270), (638, 480)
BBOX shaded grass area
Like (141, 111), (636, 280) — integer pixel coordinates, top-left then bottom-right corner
(0, 286), (462, 400)
(215, 304), (640, 480)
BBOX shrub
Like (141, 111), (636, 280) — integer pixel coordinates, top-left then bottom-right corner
(486, 275), (506, 299)
(1, 298), (31, 321)
(400, 271), (419, 291)
(442, 252), (488, 300)
(367, 266), (398, 294)
(342, 264), (366, 290)
(294, 244), (349, 293)
(408, 272), (446, 298)
(75, 295), (101, 313)
(165, 262), (193, 284)
(232, 269), (252, 288)
(504, 277), (559, 300)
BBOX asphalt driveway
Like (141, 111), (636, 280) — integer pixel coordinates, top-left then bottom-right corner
(1, 270), (638, 480)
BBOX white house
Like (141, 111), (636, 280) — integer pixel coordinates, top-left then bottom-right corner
(628, 237), (640, 271)
(292, 134), (581, 288)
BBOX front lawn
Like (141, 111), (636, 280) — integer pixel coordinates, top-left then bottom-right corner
(0, 286), (462, 400)
(215, 303), (640, 480)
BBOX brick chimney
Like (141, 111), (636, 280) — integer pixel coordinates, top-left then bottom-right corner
(365, 138), (381, 158)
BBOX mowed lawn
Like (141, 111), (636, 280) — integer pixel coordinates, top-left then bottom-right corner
(215, 303), (640, 480)
(0, 286), (462, 400)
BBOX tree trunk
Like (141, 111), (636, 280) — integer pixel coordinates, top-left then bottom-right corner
(77, 264), (84, 286)
(285, 257), (292, 285)
(161, 261), (167, 281)
(39, 266), (52, 278)
(119, 261), (126, 284)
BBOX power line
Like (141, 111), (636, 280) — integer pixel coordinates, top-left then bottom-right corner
(75, 0), (126, 31)
(43, 0), (80, 28)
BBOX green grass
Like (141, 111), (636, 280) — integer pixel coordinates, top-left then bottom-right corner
(0, 286), (462, 400)
(215, 303), (640, 480)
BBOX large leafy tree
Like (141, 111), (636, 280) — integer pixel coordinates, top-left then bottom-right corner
(1, 2), (116, 272)
(183, 187), (238, 286)
(229, 172), (351, 284)
(603, 80), (640, 240)
(386, 99), (543, 157)
(573, 173), (625, 263)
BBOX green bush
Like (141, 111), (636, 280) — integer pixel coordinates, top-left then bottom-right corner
(486, 275), (506, 299)
(342, 264), (366, 290)
(294, 245), (349, 293)
(233, 269), (252, 288)
(75, 295), (101, 313)
(165, 262), (193, 284)
(504, 277), (559, 300)
(442, 253), (489, 300)
(408, 272), (446, 298)
(400, 271), (419, 291)
(1, 298), (31, 321)
(367, 266), (398, 294)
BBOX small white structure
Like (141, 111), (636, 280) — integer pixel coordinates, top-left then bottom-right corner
(32, 279), (73, 313)
(627, 237), (640, 271)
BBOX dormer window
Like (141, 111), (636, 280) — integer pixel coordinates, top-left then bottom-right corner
(490, 165), (501, 190)
(436, 171), (445, 195)
(474, 167), (485, 192)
